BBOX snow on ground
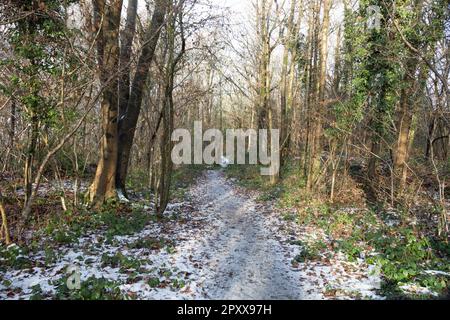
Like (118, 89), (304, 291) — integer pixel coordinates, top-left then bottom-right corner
(263, 214), (383, 299)
(0, 170), (383, 300)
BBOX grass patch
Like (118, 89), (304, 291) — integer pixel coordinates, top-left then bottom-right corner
(148, 277), (160, 288)
(291, 241), (326, 264)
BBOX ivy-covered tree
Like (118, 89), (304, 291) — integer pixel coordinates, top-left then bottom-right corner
(1, 0), (77, 216)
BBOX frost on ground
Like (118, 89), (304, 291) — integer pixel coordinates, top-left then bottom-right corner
(0, 170), (383, 300)
(261, 204), (383, 299)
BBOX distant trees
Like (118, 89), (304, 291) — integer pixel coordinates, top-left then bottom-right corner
(219, 0), (448, 219)
(0, 0), (447, 240)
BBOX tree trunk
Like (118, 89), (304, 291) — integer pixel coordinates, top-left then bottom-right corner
(0, 191), (11, 245)
(88, 0), (123, 206)
(425, 114), (435, 160)
(302, 0), (315, 177)
(393, 82), (415, 194)
(118, 0), (138, 131)
(24, 115), (39, 204)
(280, 0), (296, 166)
(392, 0), (426, 197)
(9, 100), (16, 148)
(394, 49), (423, 195)
(306, 0), (330, 191)
(158, 1), (185, 214)
(116, 0), (168, 194)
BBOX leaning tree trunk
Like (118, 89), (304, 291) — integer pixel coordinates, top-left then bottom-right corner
(116, 0), (168, 195)
(114, 0), (137, 198)
(118, 0), (138, 134)
(157, 77), (175, 216)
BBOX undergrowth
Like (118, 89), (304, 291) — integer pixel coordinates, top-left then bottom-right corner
(225, 161), (450, 299)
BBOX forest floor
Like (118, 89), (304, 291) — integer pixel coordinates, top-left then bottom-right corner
(0, 169), (388, 300)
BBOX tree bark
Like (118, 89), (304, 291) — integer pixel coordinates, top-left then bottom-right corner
(280, 0), (296, 166)
(24, 115), (38, 204)
(118, 0), (138, 127)
(158, 1), (185, 214)
(0, 191), (11, 245)
(116, 0), (168, 195)
(88, 0), (123, 206)
(306, 0), (330, 191)
(9, 100), (15, 148)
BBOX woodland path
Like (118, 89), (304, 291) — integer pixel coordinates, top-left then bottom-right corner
(187, 170), (304, 299)
(1, 170), (381, 300)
